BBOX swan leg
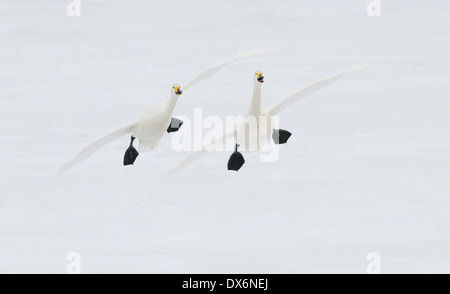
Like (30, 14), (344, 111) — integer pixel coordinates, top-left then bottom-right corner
(272, 129), (292, 145)
(124, 136), (139, 166)
(167, 118), (184, 133)
(227, 144), (245, 171)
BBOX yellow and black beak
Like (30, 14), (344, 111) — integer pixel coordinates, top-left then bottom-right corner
(257, 72), (264, 83)
(174, 86), (183, 95)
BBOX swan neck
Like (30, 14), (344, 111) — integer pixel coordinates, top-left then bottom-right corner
(248, 82), (262, 115)
(166, 93), (178, 112)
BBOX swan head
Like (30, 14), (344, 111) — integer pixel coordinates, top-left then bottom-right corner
(172, 84), (183, 96)
(254, 71), (264, 84)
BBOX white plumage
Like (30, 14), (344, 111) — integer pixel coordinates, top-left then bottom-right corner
(131, 85), (180, 152)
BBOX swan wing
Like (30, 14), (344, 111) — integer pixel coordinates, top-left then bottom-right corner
(44, 120), (137, 187)
(145, 150), (207, 194)
(144, 130), (235, 195)
(265, 62), (373, 116)
(183, 48), (274, 90)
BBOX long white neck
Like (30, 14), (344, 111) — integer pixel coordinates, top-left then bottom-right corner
(165, 92), (179, 114)
(247, 82), (262, 116)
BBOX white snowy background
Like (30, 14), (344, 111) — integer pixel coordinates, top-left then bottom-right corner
(1, 0), (449, 273)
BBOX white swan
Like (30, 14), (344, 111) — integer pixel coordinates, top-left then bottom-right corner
(44, 48), (274, 186)
(145, 62), (373, 192)
(227, 70), (294, 170)
(130, 84), (183, 153)
(237, 71), (273, 149)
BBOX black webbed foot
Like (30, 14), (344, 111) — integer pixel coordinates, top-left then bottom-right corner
(227, 144), (245, 171)
(124, 136), (139, 166)
(272, 129), (292, 144)
(167, 118), (184, 133)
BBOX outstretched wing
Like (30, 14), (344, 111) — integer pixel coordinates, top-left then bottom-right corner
(43, 121), (137, 188)
(144, 150), (206, 195)
(265, 62), (373, 115)
(183, 48), (275, 90)
(143, 130), (235, 196)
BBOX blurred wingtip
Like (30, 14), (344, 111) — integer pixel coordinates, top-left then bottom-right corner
(130, 175), (167, 211)
(339, 61), (375, 75)
(234, 47), (276, 60)
(356, 59), (378, 68)
(38, 169), (61, 193)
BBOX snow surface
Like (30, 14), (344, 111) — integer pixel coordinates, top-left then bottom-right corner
(1, 0), (450, 273)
